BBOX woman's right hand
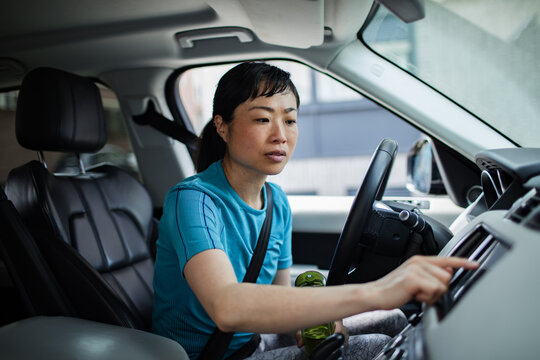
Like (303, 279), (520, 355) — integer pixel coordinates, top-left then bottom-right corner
(367, 256), (479, 309)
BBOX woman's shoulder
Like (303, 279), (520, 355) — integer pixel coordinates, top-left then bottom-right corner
(165, 166), (228, 211)
(169, 163), (222, 194)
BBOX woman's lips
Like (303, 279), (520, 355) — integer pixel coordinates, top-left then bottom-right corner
(265, 150), (286, 162)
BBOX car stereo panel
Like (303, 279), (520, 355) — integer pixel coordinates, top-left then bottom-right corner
(424, 210), (540, 360)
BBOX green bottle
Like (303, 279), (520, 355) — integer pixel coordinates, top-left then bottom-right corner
(295, 271), (335, 357)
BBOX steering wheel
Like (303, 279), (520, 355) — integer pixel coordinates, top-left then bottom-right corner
(326, 138), (398, 286)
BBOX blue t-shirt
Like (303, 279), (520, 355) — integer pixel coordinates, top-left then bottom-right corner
(152, 161), (293, 359)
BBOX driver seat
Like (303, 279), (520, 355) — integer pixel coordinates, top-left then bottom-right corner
(5, 67), (156, 330)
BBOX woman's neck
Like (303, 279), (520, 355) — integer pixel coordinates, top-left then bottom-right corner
(222, 158), (266, 210)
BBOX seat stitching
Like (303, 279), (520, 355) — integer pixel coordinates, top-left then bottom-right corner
(131, 259), (153, 299)
(93, 176), (133, 263)
(106, 269), (147, 322)
(70, 178), (108, 270)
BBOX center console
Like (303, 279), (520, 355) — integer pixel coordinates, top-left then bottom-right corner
(372, 188), (540, 360)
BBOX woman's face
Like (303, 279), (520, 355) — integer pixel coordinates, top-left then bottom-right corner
(216, 90), (298, 180)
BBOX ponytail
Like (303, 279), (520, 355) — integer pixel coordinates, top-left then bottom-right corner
(196, 119), (226, 173)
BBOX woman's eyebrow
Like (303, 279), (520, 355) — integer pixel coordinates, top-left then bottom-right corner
(249, 106), (274, 113)
(248, 106), (297, 113)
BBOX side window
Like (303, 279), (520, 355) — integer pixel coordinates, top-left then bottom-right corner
(0, 90), (32, 186)
(0, 84), (139, 185)
(178, 61), (422, 197)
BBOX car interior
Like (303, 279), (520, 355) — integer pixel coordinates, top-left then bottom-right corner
(0, 0), (539, 359)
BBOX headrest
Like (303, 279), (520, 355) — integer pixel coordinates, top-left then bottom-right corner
(16, 67), (107, 153)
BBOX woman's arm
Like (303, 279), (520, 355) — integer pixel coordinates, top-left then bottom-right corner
(184, 249), (477, 334)
(272, 268), (291, 286)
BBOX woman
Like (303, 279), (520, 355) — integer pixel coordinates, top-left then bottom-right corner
(152, 62), (477, 359)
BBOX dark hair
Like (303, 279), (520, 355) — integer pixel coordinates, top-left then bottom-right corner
(196, 62), (300, 172)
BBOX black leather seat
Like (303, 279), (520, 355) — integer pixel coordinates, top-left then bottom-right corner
(0, 185), (75, 321)
(5, 67), (156, 331)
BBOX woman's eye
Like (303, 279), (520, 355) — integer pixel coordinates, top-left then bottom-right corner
(256, 118), (269, 123)
(286, 119), (297, 125)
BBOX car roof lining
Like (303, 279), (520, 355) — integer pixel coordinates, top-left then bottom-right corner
(0, 0), (373, 89)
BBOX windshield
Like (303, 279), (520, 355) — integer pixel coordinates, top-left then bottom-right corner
(362, 0), (540, 147)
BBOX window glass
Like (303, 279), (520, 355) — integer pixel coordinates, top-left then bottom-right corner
(179, 62), (313, 135)
(0, 85), (139, 185)
(54, 85), (140, 179)
(178, 61), (422, 196)
(362, 0), (540, 147)
(0, 90), (36, 186)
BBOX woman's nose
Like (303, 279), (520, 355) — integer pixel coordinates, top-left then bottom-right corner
(271, 122), (287, 143)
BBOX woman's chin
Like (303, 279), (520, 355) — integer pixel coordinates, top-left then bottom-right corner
(264, 163), (288, 176)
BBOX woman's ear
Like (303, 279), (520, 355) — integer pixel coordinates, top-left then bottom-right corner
(214, 115), (228, 142)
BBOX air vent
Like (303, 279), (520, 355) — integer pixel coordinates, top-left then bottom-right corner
(476, 159), (500, 171)
(527, 211), (540, 231)
(437, 225), (509, 321)
(449, 226), (490, 258)
(506, 189), (540, 230)
(524, 192), (540, 231)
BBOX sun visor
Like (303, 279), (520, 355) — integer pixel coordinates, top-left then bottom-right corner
(206, 0), (324, 49)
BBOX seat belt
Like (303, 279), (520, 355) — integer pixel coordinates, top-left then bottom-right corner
(132, 101), (199, 158)
(198, 183), (274, 360)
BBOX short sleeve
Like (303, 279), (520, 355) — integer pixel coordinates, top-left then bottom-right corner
(165, 188), (224, 275)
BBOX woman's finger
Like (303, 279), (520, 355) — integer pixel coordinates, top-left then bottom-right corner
(412, 256), (479, 270)
(296, 330), (303, 348)
(411, 271), (449, 304)
(417, 261), (454, 284)
(334, 320), (348, 345)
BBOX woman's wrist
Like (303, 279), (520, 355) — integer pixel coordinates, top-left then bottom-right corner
(351, 283), (382, 313)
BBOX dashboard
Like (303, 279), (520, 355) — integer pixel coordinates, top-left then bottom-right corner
(373, 148), (540, 360)
(476, 148), (540, 209)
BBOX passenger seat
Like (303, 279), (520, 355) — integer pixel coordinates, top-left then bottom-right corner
(5, 68), (156, 331)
